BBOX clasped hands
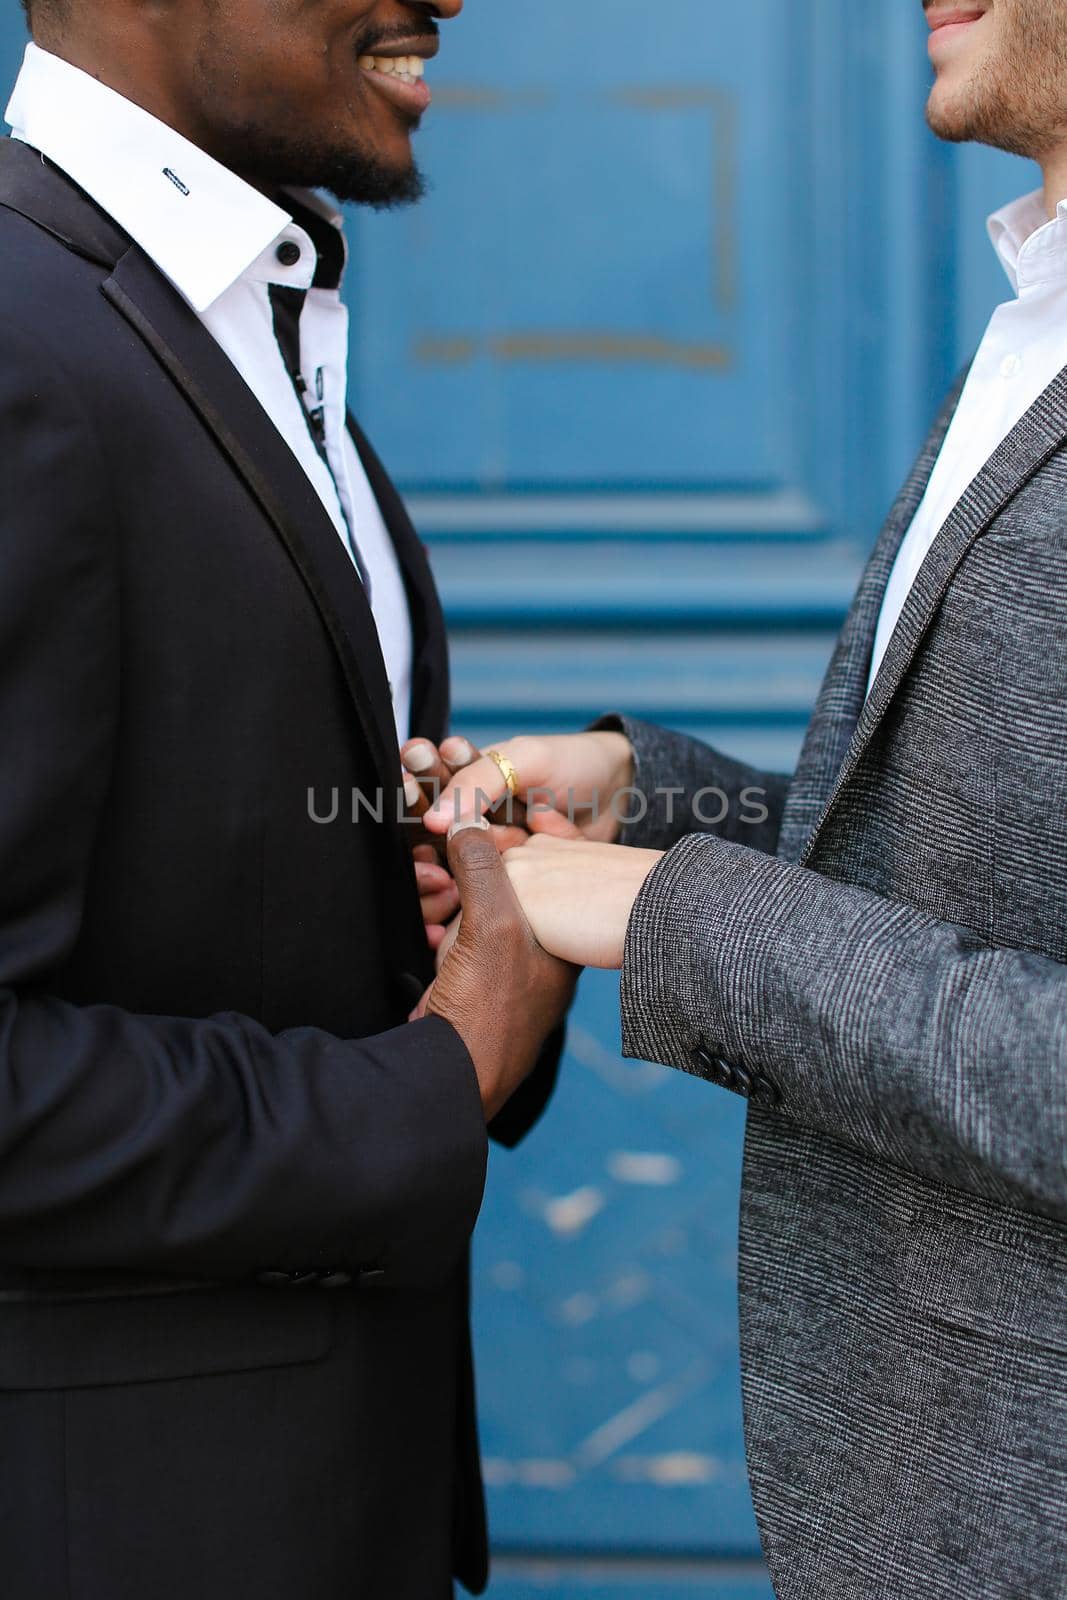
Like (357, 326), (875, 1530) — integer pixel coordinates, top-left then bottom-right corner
(399, 731), (664, 1121)
(404, 730), (664, 969)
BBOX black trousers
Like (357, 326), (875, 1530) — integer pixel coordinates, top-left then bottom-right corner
(0, 1285), (461, 1600)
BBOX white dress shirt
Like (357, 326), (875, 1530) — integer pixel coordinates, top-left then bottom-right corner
(4, 42), (412, 742)
(869, 188), (1067, 692)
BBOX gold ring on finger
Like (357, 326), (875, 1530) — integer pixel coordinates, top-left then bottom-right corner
(486, 750), (520, 797)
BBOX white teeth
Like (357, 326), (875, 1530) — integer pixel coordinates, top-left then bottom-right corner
(358, 54), (426, 81)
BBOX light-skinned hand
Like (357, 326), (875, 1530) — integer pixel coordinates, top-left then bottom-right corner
(422, 732), (636, 847)
(502, 834), (665, 969)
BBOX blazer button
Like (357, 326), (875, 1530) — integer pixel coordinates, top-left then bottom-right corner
(712, 1059), (737, 1091)
(256, 1269), (319, 1289)
(732, 1064), (754, 1099)
(689, 1044), (717, 1076)
(317, 1270), (353, 1290)
(750, 1074), (782, 1110)
(356, 1267), (387, 1287)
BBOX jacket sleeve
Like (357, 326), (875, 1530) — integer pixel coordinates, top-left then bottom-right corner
(488, 1025), (563, 1149)
(0, 320), (487, 1288)
(591, 714), (790, 856)
(621, 833), (1067, 1224)
(484, 709), (788, 1149)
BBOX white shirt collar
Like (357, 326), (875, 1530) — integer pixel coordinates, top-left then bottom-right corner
(988, 187), (1067, 296)
(3, 42), (344, 312)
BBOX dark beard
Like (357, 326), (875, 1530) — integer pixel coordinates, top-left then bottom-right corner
(207, 123), (426, 209)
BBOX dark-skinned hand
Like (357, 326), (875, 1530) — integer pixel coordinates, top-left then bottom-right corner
(402, 735), (530, 952)
(413, 819), (577, 1122)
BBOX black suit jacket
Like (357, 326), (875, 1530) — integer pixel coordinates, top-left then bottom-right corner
(0, 138), (554, 1599)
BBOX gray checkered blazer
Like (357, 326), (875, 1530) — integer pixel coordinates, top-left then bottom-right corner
(604, 371), (1067, 1598)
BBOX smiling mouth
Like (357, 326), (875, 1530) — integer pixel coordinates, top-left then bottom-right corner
(358, 54), (427, 86)
(927, 6), (986, 31)
(356, 39), (436, 117)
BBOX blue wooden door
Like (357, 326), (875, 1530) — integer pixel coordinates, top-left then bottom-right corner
(0, 7), (1039, 1596)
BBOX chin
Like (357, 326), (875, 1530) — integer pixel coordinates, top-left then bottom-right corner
(926, 76), (976, 142)
(325, 156), (425, 209)
(926, 76), (1038, 158)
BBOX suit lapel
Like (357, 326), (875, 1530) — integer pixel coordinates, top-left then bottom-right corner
(0, 142), (429, 958)
(103, 249), (402, 787)
(777, 373), (966, 862)
(0, 141), (127, 266)
(798, 364), (1067, 866)
(347, 413), (450, 742)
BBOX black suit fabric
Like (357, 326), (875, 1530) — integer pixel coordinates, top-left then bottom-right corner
(0, 138), (535, 1599)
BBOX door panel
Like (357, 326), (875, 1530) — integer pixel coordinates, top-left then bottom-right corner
(350, 1), (792, 492)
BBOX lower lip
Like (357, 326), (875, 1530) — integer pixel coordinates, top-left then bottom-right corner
(360, 67), (432, 117)
(928, 16), (984, 58)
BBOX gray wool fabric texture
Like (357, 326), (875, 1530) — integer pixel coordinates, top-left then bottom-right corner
(597, 368), (1067, 1599)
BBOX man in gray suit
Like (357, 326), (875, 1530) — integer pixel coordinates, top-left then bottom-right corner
(413, 1), (1067, 1594)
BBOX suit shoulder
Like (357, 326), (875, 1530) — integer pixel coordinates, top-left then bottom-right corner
(0, 204), (116, 328)
(0, 208), (133, 396)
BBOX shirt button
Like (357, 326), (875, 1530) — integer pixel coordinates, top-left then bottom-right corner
(1000, 353), (1022, 379)
(275, 239), (302, 268)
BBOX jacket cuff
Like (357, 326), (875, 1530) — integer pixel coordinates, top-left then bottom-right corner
(619, 832), (794, 1114)
(344, 1013), (489, 1289)
(488, 1023), (564, 1149)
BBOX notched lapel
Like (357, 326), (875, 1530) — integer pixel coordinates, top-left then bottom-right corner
(0, 141), (127, 267)
(347, 413), (450, 742)
(101, 248), (404, 799)
(778, 372), (967, 864)
(801, 365), (1067, 865)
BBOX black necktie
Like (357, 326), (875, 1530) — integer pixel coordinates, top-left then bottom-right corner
(268, 236), (371, 597)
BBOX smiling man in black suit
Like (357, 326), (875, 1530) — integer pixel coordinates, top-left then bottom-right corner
(0, 3), (571, 1597)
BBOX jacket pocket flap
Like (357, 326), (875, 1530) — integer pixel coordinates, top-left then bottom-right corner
(0, 1284), (333, 1390)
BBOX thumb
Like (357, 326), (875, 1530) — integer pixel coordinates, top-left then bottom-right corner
(446, 819), (523, 928)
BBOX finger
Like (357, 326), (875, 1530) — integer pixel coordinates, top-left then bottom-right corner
(414, 860), (454, 893)
(440, 736), (479, 772)
(401, 739), (441, 776)
(421, 885), (461, 926)
(445, 818), (524, 928)
(487, 792), (530, 833)
(441, 736), (531, 832)
(402, 739), (453, 814)
(425, 754), (511, 834)
(412, 844), (439, 865)
(486, 820), (533, 854)
(401, 772), (423, 816)
(527, 806), (583, 840)
(426, 923), (449, 953)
